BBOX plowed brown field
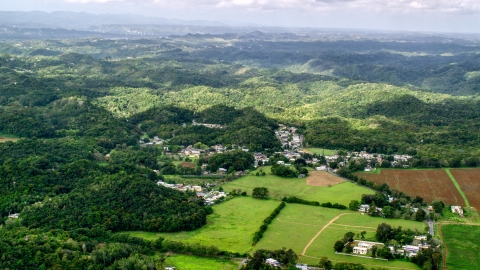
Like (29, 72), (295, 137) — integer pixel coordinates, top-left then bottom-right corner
(450, 169), (480, 209)
(306, 171), (344, 187)
(356, 169), (465, 206)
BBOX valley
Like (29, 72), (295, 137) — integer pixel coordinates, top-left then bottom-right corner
(1, 25), (480, 270)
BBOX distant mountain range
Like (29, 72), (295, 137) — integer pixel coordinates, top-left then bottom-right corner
(0, 10), (232, 30)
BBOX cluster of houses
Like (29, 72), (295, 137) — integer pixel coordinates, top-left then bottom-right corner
(351, 238), (431, 258)
(156, 180), (203, 193)
(156, 180), (228, 205)
(275, 124), (303, 150)
(139, 136), (166, 146)
(196, 191), (227, 205)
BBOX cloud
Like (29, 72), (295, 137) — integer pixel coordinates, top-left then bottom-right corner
(34, 0), (480, 14)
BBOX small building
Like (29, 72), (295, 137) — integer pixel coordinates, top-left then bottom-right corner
(295, 263), (308, 270)
(316, 165), (327, 171)
(415, 235), (428, 241)
(277, 161), (285, 165)
(353, 247), (368, 255)
(358, 204), (370, 213)
(8, 213), (19, 219)
(265, 258), (280, 267)
(451, 206), (464, 217)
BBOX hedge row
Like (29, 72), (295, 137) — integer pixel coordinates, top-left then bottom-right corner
(252, 202), (286, 245)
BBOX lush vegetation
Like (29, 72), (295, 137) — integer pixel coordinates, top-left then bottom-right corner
(252, 202), (286, 245)
(442, 225), (480, 270)
(2, 30), (480, 269)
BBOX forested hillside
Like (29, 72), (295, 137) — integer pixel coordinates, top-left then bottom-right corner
(1, 31), (480, 268)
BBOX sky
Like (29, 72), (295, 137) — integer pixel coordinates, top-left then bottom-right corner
(1, 0), (480, 33)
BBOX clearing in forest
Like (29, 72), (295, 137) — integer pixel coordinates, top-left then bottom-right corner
(0, 135), (19, 143)
(126, 196), (279, 253)
(306, 171), (344, 187)
(356, 169), (465, 206)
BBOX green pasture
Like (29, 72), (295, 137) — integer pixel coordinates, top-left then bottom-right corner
(303, 148), (337, 156)
(127, 196), (280, 253)
(222, 167), (374, 205)
(256, 204), (422, 269)
(442, 225), (480, 270)
(164, 255), (239, 270)
(0, 134), (20, 143)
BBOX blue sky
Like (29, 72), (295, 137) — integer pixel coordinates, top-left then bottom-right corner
(1, 0), (479, 33)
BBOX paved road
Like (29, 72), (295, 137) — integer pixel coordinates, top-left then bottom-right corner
(427, 219), (434, 236)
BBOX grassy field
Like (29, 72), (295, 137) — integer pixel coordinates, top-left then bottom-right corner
(127, 196), (280, 253)
(256, 204), (423, 269)
(164, 255), (239, 270)
(442, 225), (480, 270)
(0, 134), (19, 143)
(303, 148), (337, 156)
(222, 167), (373, 205)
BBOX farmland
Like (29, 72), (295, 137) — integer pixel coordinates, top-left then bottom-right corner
(164, 255), (239, 270)
(450, 169), (480, 210)
(442, 225), (480, 270)
(255, 204), (423, 269)
(306, 171), (345, 187)
(356, 169), (465, 206)
(127, 196), (280, 253)
(222, 167), (374, 205)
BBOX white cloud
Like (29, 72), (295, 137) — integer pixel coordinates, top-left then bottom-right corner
(33, 0), (480, 14)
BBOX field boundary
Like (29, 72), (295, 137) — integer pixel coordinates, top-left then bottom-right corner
(301, 255), (417, 270)
(445, 169), (470, 208)
(300, 213), (353, 256)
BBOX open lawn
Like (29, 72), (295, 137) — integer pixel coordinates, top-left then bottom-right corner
(222, 167), (373, 205)
(256, 204), (422, 269)
(127, 197), (280, 253)
(356, 169), (465, 206)
(0, 134), (19, 143)
(164, 255), (239, 270)
(306, 171), (344, 187)
(303, 148), (337, 156)
(442, 225), (480, 270)
(450, 168), (480, 210)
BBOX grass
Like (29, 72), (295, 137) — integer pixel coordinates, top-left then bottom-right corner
(442, 225), (480, 270)
(126, 196), (280, 253)
(0, 134), (20, 143)
(445, 169), (470, 208)
(303, 148), (337, 156)
(222, 167), (374, 205)
(255, 204), (423, 269)
(164, 254), (239, 270)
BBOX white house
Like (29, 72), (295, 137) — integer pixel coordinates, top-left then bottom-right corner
(451, 206), (464, 216)
(353, 247), (368, 255)
(295, 263), (308, 270)
(316, 165), (327, 171)
(8, 213), (19, 219)
(415, 235), (428, 241)
(265, 258), (280, 267)
(358, 204), (370, 213)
